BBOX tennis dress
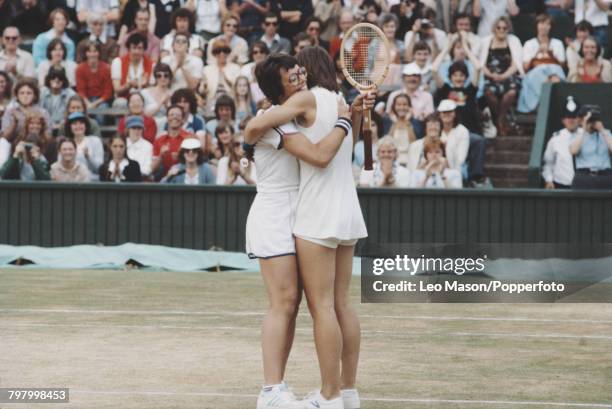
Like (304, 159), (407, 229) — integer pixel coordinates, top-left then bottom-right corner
(293, 87), (368, 242)
(245, 108), (300, 259)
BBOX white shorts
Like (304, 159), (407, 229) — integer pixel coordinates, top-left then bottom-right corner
(246, 190), (298, 259)
(294, 234), (358, 249)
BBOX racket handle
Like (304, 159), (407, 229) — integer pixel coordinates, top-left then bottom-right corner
(363, 108), (373, 171)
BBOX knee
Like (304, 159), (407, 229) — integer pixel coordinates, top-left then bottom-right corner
(270, 289), (301, 317)
(505, 90), (518, 99)
(306, 296), (335, 319)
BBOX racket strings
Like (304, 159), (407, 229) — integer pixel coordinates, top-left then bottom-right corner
(342, 26), (388, 88)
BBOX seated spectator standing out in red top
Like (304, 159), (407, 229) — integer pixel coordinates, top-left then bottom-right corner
(152, 104), (193, 179)
(76, 41), (113, 113)
(111, 33), (153, 102)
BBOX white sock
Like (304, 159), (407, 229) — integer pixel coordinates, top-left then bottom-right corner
(262, 382), (283, 391)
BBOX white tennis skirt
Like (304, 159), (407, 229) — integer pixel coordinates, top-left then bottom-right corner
(246, 190), (298, 259)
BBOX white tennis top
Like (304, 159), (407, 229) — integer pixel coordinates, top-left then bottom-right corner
(253, 107), (300, 194)
(293, 87), (368, 240)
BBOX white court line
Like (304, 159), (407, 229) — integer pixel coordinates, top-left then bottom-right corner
(2, 322), (611, 341)
(70, 389), (612, 408)
(1, 308), (611, 324)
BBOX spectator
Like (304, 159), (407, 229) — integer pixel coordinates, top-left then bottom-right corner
(192, 0), (227, 41)
(384, 93), (419, 166)
(50, 138), (91, 182)
(542, 96), (579, 189)
(572, 0), (609, 54)
(217, 141), (256, 185)
(480, 16), (523, 136)
(260, 13), (291, 54)
(208, 13), (249, 65)
(2, 78), (50, 142)
(76, 13), (119, 64)
(58, 95), (102, 139)
(292, 32), (314, 56)
(0, 112), (51, 181)
(124, 115), (153, 177)
(568, 37), (612, 83)
(151, 0), (182, 38)
(233, 76), (256, 124)
(206, 96), (238, 140)
(37, 39), (77, 88)
(226, 0), (270, 43)
(569, 106), (612, 189)
(386, 64), (434, 130)
(437, 99), (470, 177)
(450, 12), (481, 59)
(314, 0), (342, 43)
(117, 92), (158, 144)
(201, 39), (241, 114)
(0, 27), (36, 81)
(99, 135), (142, 182)
(118, 7), (161, 62)
(63, 112), (104, 181)
(404, 41), (435, 91)
(404, 12), (447, 63)
(75, 41), (113, 121)
(0, 71), (11, 124)
(32, 8), (76, 67)
(518, 14), (566, 113)
(118, 0), (156, 41)
(435, 0), (473, 33)
(160, 8), (206, 58)
(359, 136), (411, 188)
(566, 20), (596, 73)
(433, 46), (482, 134)
(40, 67), (76, 134)
(277, 0), (313, 41)
(240, 41), (269, 103)
(409, 137), (463, 188)
(170, 88), (207, 141)
(328, 8), (354, 58)
(161, 33), (203, 92)
(0, 0), (18, 37)
(390, 0), (423, 42)
(213, 121), (236, 162)
(473, 0), (518, 37)
(141, 63), (173, 122)
(379, 13), (405, 89)
(304, 16), (329, 50)
(111, 33), (154, 102)
(361, 1), (384, 25)
(152, 105), (192, 178)
(163, 137), (215, 184)
(76, 0), (120, 38)
(12, 0), (47, 43)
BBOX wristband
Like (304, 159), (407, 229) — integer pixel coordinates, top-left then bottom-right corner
(242, 142), (255, 153)
(334, 117), (353, 136)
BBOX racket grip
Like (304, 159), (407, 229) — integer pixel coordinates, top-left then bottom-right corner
(363, 109), (373, 171)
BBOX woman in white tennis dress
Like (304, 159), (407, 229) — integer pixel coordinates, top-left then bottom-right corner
(245, 46), (374, 409)
(244, 53), (354, 409)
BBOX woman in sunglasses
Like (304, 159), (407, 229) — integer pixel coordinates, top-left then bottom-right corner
(163, 137), (215, 184)
(201, 38), (241, 114)
(207, 13), (248, 65)
(141, 63), (174, 122)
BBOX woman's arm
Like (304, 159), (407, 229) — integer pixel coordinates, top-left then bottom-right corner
(432, 35), (454, 89)
(283, 127), (348, 168)
(472, 0), (481, 17)
(244, 90), (315, 144)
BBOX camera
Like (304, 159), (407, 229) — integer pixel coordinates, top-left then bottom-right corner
(23, 142), (34, 150)
(578, 104), (601, 123)
(420, 18), (432, 29)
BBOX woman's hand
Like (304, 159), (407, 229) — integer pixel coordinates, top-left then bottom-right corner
(351, 91), (376, 114)
(13, 141), (25, 158)
(545, 181), (555, 189)
(30, 145), (41, 160)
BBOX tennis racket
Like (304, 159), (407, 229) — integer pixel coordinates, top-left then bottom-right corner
(340, 23), (390, 171)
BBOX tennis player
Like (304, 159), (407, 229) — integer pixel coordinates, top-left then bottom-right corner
(246, 53), (357, 409)
(246, 46), (375, 409)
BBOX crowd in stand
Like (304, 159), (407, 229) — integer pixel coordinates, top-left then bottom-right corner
(0, 0), (610, 189)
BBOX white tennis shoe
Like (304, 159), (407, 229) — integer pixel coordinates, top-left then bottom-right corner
(341, 389), (360, 409)
(302, 390), (345, 409)
(256, 382), (303, 409)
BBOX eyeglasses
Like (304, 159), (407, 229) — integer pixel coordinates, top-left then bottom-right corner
(168, 113), (183, 119)
(3, 36), (18, 41)
(264, 21), (278, 26)
(225, 23), (238, 28)
(174, 38), (188, 44)
(288, 67), (307, 86)
(496, 25), (508, 31)
(155, 72), (170, 78)
(213, 47), (231, 55)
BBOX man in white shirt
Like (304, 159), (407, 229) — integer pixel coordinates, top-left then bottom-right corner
(0, 27), (35, 80)
(161, 33), (203, 91)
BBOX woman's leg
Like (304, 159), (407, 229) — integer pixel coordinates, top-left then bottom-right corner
(296, 237), (342, 399)
(259, 255), (301, 385)
(335, 244), (361, 390)
(498, 89), (518, 135)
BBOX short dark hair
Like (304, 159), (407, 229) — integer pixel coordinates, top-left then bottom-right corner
(171, 8), (195, 32)
(264, 11), (278, 21)
(452, 12), (471, 26)
(255, 53), (298, 105)
(214, 94), (236, 119)
(153, 62), (173, 82)
(425, 112), (442, 131)
(249, 40), (269, 60)
(14, 78), (40, 105)
(304, 16), (322, 29)
(58, 137), (76, 150)
(126, 32), (147, 50)
(413, 41), (431, 55)
(167, 104), (184, 118)
(179, 146), (204, 164)
(391, 93), (411, 117)
(575, 20), (594, 34)
(449, 61), (469, 78)
(46, 38), (67, 60)
(44, 66), (69, 89)
(171, 88), (198, 114)
(296, 46), (338, 92)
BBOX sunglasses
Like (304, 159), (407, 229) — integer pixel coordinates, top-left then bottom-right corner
(213, 47), (231, 55)
(496, 26), (508, 31)
(155, 72), (170, 78)
(3, 36), (18, 41)
(264, 21), (278, 26)
(288, 67), (307, 86)
(225, 23), (238, 28)
(184, 148), (199, 153)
